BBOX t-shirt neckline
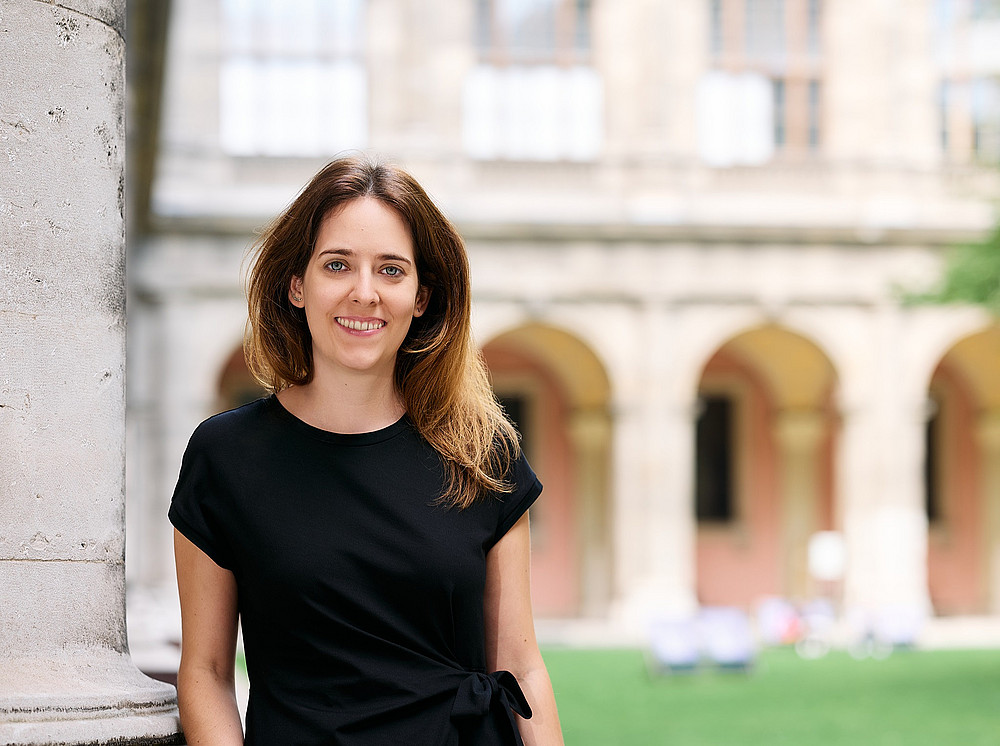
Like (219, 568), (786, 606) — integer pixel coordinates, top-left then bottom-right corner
(265, 394), (411, 446)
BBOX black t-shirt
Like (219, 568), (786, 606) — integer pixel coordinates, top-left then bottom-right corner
(168, 395), (541, 745)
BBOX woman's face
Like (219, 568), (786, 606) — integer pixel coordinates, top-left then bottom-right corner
(289, 197), (429, 382)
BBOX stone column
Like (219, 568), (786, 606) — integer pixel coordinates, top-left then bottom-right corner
(569, 408), (613, 618)
(608, 399), (648, 629)
(654, 400), (698, 615)
(838, 405), (879, 612)
(773, 410), (826, 600)
(613, 303), (696, 629)
(876, 402), (932, 614)
(841, 400), (930, 625)
(0, 1), (182, 743)
(977, 412), (1000, 614)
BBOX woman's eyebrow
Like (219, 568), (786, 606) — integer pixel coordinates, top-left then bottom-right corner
(318, 248), (412, 265)
(318, 248), (354, 258)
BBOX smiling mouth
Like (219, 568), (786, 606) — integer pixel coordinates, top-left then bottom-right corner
(336, 317), (386, 331)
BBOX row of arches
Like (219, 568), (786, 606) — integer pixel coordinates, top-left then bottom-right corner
(214, 321), (1000, 618)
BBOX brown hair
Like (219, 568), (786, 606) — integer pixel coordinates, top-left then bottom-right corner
(245, 155), (518, 508)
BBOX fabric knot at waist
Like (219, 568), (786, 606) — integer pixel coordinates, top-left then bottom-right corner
(450, 670), (532, 745)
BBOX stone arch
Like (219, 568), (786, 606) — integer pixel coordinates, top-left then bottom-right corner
(926, 324), (1000, 614)
(673, 307), (775, 403)
(693, 324), (840, 606)
(481, 323), (612, 618)
(913, 308), (996, 400)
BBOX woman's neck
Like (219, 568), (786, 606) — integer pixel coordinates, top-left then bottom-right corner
(276, 367), (405, 435)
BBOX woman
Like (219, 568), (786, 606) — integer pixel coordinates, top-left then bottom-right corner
(169, 156), (563, 745)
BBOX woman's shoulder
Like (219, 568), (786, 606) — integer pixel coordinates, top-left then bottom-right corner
(187, 396), (274, 449)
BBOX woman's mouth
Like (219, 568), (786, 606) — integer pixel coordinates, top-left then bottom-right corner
(336, 317), (386, 332)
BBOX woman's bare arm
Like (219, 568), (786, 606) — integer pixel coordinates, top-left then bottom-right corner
(484, 513), (564, 746)
(174, 529), (244, 745)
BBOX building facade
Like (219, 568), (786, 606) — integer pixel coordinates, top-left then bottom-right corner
(128, 0), (1000, 642)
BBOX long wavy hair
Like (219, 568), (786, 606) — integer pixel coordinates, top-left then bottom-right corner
(245, 155), (518, 508)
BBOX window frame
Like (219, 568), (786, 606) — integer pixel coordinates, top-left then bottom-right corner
(217, 0), (369, 157)
(475, 0), (593, 66)
(708, 0), (825, 157)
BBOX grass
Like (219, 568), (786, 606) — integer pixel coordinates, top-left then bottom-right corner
(543, 647), (1000, 746)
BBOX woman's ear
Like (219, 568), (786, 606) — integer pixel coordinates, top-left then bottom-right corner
(289, 276), (304, 308)
(413, 286), (430, 317)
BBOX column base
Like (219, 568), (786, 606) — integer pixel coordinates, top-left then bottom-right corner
(0, 650), (183, 746)
(612, 580), (699, 635)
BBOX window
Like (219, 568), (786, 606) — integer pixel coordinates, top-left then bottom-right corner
(939, 77), (1000, 165)
(494, 389), (545, 546)
(476, 0), (591, 64)
(972, 77), (1000, 161)
(939, 80), (951, 151)
(219, 0), (367, 156)
(700, 0), (823, 165)
(807, 79), (821, 147)
(935, 0), (1000, 163)
(773, 78), (786, 147)
(972, 0), (1000, 19)
(463, 0), (602, 161)
(744, 0), (785, 64)
(497, 392), (533, 462)
(806, 0), (821, 53)
(924, 395), (942, 524)
(695, 395), (736, 523)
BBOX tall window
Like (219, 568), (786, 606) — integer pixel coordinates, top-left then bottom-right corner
(972, 0), (1000, 18)
(497, 392), (533, 463)
(463, 0), (602, 161)
(219, 0), (367, 156)
(476, 0), (591, 63)
(695, 395), (736, 523)
(935, 0), (1000, 163)
(972, 78), (1000, 160)
(700, 0), (823, 166)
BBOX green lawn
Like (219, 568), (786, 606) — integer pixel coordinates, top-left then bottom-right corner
(543, 647), (1000, 746)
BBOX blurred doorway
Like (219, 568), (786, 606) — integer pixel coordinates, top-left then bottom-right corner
(483, 324), (612, 618)
(695, 325), (839, 607)
(926, 326), (1000, 614)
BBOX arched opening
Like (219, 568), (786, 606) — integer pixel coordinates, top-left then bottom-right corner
(695, 325), (839, 607)
(482, 324), (612, 619)
(217, 345), (266, 413)
(926, 325), (1000, 615)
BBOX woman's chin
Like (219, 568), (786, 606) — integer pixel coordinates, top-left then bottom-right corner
(318, 353), (396, 377)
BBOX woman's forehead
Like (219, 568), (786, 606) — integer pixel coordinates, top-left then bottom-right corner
(311, 198), (415, 260)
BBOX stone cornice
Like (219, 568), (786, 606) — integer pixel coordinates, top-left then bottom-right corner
(144, 215), (984, 247)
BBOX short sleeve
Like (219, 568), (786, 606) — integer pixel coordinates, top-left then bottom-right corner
(491, 451), (543, 546)
(168, 427), (236, 570)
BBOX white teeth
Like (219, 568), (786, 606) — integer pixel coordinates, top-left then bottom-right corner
(337, 317), (385, 331)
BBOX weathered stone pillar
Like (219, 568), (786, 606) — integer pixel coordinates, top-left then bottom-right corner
(0, 1), (182, 743)
(774, 410), (826, 599)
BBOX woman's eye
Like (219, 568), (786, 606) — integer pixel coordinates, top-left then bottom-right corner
(382, 266), (402, 277)
(326, 260), (345, 272)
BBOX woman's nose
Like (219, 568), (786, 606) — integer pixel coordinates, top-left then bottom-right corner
(349, 272), (379, 305)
